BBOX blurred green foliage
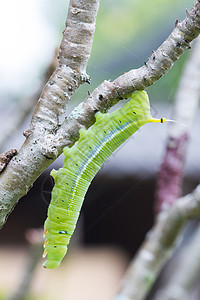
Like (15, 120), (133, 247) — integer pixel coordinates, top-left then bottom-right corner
(93, 0), (192, 60)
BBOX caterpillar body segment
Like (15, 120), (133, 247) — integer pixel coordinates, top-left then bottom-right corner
(43, 91), (166, 268)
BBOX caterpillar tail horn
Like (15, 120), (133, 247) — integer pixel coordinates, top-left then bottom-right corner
(149, 118), (167, 123)
(150, 118), (185, 127)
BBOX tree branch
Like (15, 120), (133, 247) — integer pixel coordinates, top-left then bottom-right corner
(0, 149), (18, 172)
(155, 35), (200, 212)
(8, 229), (43, 300)
(0, 1), (200, 229)
(0, 48), (58, 150)
(152, 223), (200, 300)
(113, 185), (200, 300)
(30, 0), (99, 132)
(0, 0), (100, 228)
(57, 0), (200, 148)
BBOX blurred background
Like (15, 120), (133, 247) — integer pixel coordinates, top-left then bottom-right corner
(0, 0), (199, 299)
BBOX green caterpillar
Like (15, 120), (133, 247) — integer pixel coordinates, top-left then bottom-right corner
(43, 91), (166, 268)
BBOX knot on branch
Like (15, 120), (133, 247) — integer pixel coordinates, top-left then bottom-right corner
(80, 73), (91, 84)
(42, 146), (58, 160)
(40, 134), (65, 159)
(0, 149), (18, 173)
(23, 129), (32, 138)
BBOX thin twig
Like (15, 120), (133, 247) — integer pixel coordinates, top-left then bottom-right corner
(0, 149), (17, 173)
(0, 49), (58, 150)
(7, 229), (43, 300)
(30, 0), (99, 132)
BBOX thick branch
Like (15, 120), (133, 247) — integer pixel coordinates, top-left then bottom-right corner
(0, 1), (200, 229)
(0, 0), (100, 228)
(30, 0), (99, 132)
(113, 185), (200, 300)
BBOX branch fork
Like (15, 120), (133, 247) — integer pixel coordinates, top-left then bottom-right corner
(0, 0), (200, 230)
